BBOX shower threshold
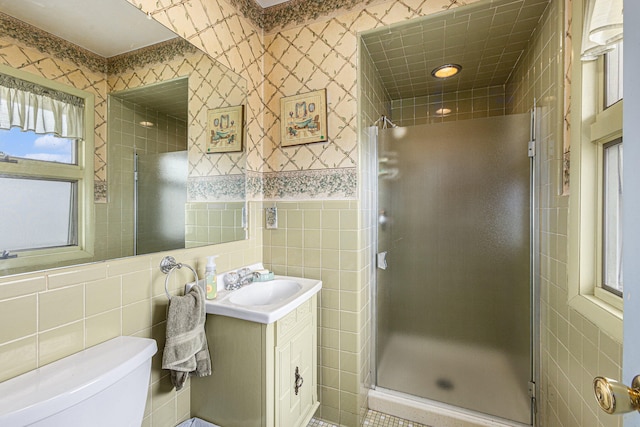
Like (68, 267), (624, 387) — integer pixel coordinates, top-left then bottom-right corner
(369, 387), (530, 427)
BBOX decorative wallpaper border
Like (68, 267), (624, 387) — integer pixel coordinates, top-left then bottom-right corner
(261, 0), (371, 32)
(237, 0), (470, 32)
(107, 38), (198, 75)
(188, 175), (246, 202)
(227, 0), (265, 29)
(228, 0), (372, 32)
(0, 12), (197, 76)
(249, 168), (357, 200)
(94, 180), (107, 203)
(245, 171), (263, 199)
(0, 12), (107, 74)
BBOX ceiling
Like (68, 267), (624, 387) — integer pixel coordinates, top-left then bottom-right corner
(361, 0), (551, 99)
(1, 0), (550, 116)
(0, 0), (177, 57)
(0, 0), (289, 58)
(110, 78), (189, 122)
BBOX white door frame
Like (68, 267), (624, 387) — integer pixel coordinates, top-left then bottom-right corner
(622, 1), (640, 426)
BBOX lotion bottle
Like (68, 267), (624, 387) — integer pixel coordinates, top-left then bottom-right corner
(205, 256), (218, 300)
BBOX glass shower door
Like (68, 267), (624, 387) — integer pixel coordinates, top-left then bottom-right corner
(135, 150), (187, 255)
(376, 114), (532, 424)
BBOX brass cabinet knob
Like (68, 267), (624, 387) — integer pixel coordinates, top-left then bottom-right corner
(593, 376), (640, 414)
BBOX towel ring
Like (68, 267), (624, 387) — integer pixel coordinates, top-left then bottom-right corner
(160, 256), (199, 300)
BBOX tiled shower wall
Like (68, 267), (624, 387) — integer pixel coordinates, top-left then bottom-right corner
(359, 43), (391, 128)
(389, 85), (507, 126)
(506, 1), (623, 426)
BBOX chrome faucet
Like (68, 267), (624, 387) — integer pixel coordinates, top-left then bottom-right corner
(223, 268), (258, 290)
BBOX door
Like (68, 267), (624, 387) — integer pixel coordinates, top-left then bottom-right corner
(376, 114), (533, 424)
(135, 150), (187, 255)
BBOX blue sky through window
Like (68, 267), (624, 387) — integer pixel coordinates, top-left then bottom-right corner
(0, 127), (74, 164)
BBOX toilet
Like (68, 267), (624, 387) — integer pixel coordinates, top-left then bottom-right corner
(0, 335), (157, 426)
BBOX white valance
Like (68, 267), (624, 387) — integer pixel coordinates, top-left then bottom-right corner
(581, 0), (623, 61)
(0, 74), (84, 139)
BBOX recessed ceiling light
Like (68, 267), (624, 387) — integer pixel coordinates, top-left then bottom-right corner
(431, 64), (462, 79)
(434, 107), (452, 117)
(139, 121), (154, 128)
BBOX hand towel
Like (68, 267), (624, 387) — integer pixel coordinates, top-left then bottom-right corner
(162, 284), (211, 390)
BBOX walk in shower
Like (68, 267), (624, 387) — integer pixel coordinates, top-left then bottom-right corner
(374, 115), (533, 425)
(361, 0), (553, 425)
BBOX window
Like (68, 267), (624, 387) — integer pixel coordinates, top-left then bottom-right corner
(568, 0), (623, 341)
(0, 128), (77, 164)
(605, 41), (623, 108)
(0, 129), (79, 252)
(602, 139), (623, 297)
(0, 64), (94, 273)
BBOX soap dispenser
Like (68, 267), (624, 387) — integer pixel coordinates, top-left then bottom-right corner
(204, 256), (218, 300)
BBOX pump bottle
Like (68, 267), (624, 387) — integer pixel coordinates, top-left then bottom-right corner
(205, 256), (218, 300)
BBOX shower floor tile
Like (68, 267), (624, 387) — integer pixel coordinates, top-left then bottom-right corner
(308, 410), (432, 427)
(363, 410), (433, 426)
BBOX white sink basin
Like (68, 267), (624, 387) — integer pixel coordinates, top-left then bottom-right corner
(229, 279), (302, 306)
(196, 274), (322, 324)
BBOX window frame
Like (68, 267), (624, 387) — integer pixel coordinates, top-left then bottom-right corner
(568, 0), (623, 342)
(600, 138), (623, 299)
(0, 64), (95, 274)
(592, 129), (623, 313)
(604, 41), (623, 109)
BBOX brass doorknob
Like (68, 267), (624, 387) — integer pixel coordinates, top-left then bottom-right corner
(593, 376), (640, 414)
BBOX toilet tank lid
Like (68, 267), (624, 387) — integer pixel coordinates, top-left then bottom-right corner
(0, 336), (157, 425)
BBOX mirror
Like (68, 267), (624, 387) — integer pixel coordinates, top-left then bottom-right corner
(0, 0), (247, 276)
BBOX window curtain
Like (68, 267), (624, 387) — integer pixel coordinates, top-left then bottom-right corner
(581, 0), (623, 61)
(0, 73), (84, 138)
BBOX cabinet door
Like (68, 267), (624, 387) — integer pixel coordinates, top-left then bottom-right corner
(276, 317), (314, 427)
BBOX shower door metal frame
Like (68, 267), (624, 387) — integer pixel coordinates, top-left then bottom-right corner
(369, 112), (541, 426)
(529, 107), (541, 426)
(370, 124), (380, 393)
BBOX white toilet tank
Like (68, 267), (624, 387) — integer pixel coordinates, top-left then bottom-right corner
(0, 336), (157, 427)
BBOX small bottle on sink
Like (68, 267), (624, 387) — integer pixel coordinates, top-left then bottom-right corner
(205, 256), (218, 299)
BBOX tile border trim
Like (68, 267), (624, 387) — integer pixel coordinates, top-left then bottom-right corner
(248, 168), (357, 200)
(188, 174), (246, 202)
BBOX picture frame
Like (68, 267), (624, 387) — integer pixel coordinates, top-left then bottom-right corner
(206, 105), (244, 153)
(280, 89), (327, 146)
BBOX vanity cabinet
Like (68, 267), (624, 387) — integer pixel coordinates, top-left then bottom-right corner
(191, 295), (318, 427)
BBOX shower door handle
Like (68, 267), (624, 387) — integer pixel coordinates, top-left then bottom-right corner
(377, 251), (388, 270)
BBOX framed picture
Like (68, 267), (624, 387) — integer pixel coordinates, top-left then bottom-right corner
(206, 105), (244, 153)
(280, 89), (327, 146)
